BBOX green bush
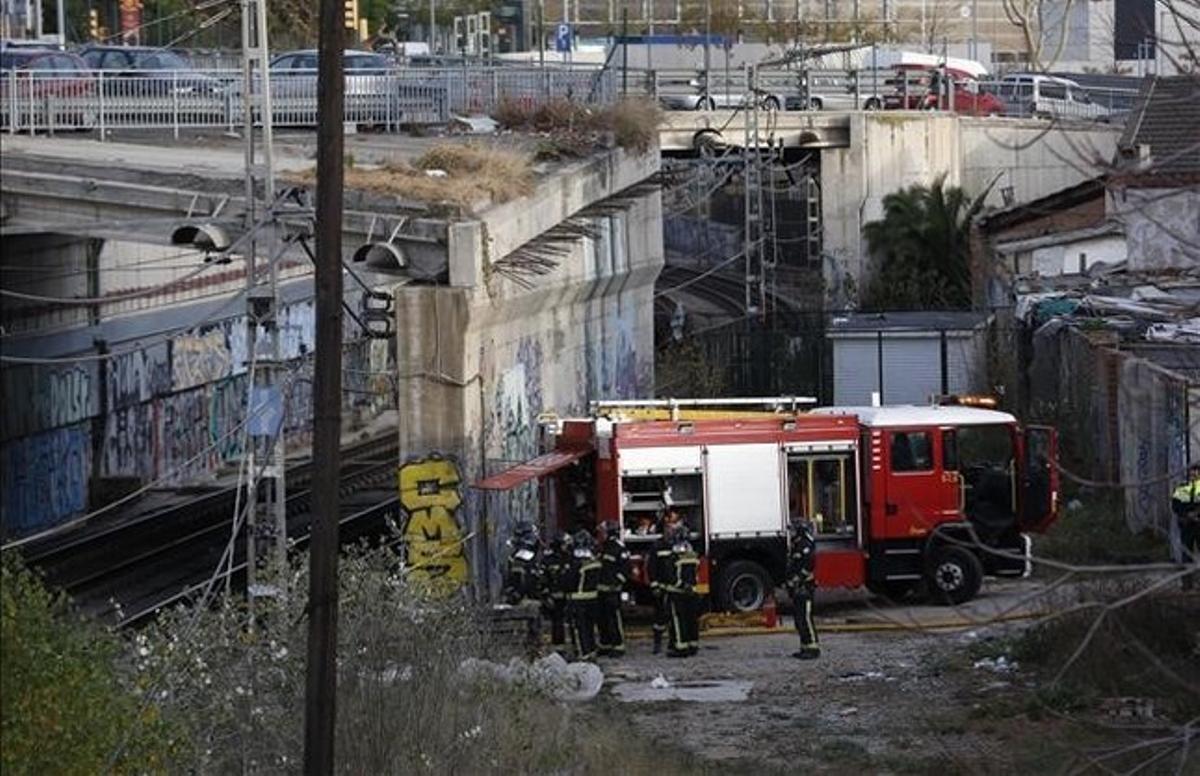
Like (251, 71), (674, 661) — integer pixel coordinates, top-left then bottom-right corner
(0, 554), (178, 775)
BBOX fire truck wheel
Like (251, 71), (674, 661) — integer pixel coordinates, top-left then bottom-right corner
(715, 560), (772, 612)
(927, 546), (983, 605)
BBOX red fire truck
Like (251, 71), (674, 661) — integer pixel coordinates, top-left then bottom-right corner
(475, 397), (1059, 609)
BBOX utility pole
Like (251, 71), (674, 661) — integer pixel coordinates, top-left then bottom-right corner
(304, 0), (345, 765)
(240, 0), (284, 624)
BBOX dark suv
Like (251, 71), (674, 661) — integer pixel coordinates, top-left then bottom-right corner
(77, 45), (227, 125)
(79, 45), (224, 95)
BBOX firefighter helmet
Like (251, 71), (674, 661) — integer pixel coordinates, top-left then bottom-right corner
(572, 529), (595, 555)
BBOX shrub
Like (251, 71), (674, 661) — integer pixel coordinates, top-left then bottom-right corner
(0, 554), (178, 775)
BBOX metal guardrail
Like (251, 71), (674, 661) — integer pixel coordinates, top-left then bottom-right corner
(0, 65), (617, 135)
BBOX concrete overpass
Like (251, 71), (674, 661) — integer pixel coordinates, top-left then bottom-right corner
(659, 110), (851, 152)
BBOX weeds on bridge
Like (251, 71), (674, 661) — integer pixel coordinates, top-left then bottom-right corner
(493, 98), (662, 159)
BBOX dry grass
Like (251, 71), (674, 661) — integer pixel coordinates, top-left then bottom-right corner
(492, 97), (661, 159)
(294, 144), (535, 213)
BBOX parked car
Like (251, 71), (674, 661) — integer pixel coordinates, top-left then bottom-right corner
(881, 68), (1004, 116)
(658, 78), (784, 111)
(228, 49), (445, 126)
(0, 48), (95, 130)
(995, 74), (1111, 122)
(77, 45), (227, 126)
(79, 45), (224, 95)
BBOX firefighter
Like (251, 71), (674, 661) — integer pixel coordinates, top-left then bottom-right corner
(565, 529), (602, 662)
(596, 520), (631, 657)
(650, 509), (682, 654)
(502, 521), (543, 605)
(664, 522), (700, 658)
(541, 532), (571, 647)
(1171, 462), (1200, 592)
(786, 516), (820, 659)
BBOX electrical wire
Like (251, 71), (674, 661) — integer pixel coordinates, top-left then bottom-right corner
(0, 262), (215, 305)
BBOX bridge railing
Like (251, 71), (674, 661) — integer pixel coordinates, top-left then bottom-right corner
(0, 65), (618, 136)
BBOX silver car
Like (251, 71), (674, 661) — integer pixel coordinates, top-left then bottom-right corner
(658, 78), (785, 111)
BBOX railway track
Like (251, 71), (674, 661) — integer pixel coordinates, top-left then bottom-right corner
(21, 432), (400, 627)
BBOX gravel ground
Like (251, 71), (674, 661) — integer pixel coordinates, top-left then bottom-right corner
(592, 581), (1050, 774)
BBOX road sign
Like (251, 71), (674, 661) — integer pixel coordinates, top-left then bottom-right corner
(555, 23), (572, 53)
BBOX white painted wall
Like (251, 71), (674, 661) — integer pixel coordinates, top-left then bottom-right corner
(1029, 234), (1127, 275)
(820, 113), (1119, 307)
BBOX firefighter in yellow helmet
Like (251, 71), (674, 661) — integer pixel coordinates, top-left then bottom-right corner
(1171, 462), (1200, 591)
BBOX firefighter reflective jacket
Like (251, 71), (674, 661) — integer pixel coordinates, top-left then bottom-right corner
(665, 544), (699, 595)
(566, 553), (602, 602)
(598, 537), (631, 593)
(543, 549), (571, 602)
(1172, 477), (1200, 521)
(651, 536), (674, 593)
(785, 530), (817, 594)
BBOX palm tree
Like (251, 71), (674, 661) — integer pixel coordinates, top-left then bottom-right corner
(861, 175), (991, 311)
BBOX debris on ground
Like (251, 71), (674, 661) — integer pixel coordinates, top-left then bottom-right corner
(459, 653), (604, 702)
(972, 656), (1019, 673)
(837, 670), (888, 682)
(451, 115), (500, 135)
(611, 679), (754, 703)
(1099, 697), (1157, 720)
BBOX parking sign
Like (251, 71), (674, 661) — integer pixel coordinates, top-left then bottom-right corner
(555, 23), (572, 53)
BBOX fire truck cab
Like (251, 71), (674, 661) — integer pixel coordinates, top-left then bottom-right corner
(474, 398), (1058, 609)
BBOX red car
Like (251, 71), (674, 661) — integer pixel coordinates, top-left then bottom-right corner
(882, 66), (1004, 117)
(0, 49), (96, 129)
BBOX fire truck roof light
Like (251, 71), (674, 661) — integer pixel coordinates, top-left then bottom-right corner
(935, 394), (999, 409)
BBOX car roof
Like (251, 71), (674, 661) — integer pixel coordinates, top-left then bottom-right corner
(274, 49), (379, 56)
(811, 405), (1018, 428)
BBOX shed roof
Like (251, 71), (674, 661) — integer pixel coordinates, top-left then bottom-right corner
(828, 311), (992, 336)
(1117, 75), (1200, 183)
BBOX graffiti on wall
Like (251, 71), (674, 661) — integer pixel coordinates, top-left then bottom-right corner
(0, 423), (91, 535)
(0, 363), (99, 441)
(397, 454), (469, 591)
(160, 387), (216, 484)
(172, 329), (233, 390)
(101, 402), (157, 479)
(107, 343), (171, 411)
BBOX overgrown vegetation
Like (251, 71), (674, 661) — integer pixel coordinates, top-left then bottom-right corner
(969, 584), (1200, 722)
(3, 545), (710, 773)
(1035, 493), (1168, 566)
(492, 98), (662, 160)
(1, 554), (178, 775)
(655, 339), (729, 397)
(860, 175), (989, 311)
(310, 144), (535, 213)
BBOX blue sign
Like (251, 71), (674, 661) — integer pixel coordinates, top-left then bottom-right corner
(554, 23), (572, 53)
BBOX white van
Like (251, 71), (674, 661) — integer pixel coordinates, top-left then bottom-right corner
(997, 74), (1110, 121)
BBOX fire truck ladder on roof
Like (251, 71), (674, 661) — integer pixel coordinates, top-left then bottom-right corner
(591, 396), (818, 421)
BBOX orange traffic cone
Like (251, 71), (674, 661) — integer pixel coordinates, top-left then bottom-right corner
(762, 594), (778, 628)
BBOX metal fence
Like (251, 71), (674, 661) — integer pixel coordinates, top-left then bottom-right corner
(0, 65), (617, 135)
(642, 67), (1139, 122)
